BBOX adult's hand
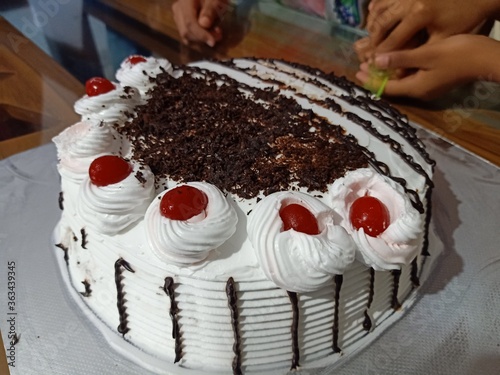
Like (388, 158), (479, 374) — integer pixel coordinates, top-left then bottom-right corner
(356, 34), (500, 100)
(172, 0), (230, 47)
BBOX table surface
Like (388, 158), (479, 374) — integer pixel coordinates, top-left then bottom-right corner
(0, 2), (499, 373)
(1, 0), (499, 165)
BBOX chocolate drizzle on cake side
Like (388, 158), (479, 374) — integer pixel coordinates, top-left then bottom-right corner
(411, 258), (421, 288)
(287, 291), (300, 370)
(363, 268), (376, 331)
(226, 277), (242, 375)
(391, 269), (402, 311)
(163, 277), (183, 363)
(80, 228), (88, 249)
(80, 280), (92, 297)
(332, 275), (343, 353)
(114, 258), (135, 335)
(58, 191), (64, 210)
(55, 243), (69, 265)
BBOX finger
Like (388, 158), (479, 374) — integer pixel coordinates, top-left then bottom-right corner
(367, 8), (401, 46)
(212, 26), (223, 42)
(373, 49), (427, 71)
(356, 64), (391, 96)
(368, 0), (415, 48)
(368, 0), (397, 18)
(172, 0), (218, 46)
(354, 37), (373, 62)
(359, 62), (371, 74)
(375, 13), (427, 52)
(382, 74), (429, 98)
(355, 70), (371, 86)
(172, 0), (200, 41)
(199, 0), (229, 29)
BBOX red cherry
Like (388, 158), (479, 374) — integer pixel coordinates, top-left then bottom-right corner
(279, 204), (320, 235)
(349, 196), (390, 237)
(160, 185), (208, 221)
(85, 77), (115, 97)
(88, 155), (132, 187)
(126, 55), (147, 65)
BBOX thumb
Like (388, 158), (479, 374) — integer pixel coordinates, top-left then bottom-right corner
(374, 49), (423, 71)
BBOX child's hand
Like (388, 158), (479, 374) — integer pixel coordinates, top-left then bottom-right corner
(366, 0), (490, 53)
(172, 0), (229, 47)
(356, 34), (500, 99)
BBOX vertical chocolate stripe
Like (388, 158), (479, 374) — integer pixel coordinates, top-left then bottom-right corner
(80, 228), (88, 249)
(391, 269), (402, 310)
(287, 291), (300, 370)
(58, 191), (64, 210)
(422, 188), (433, 256)
(55, 243), (69, 265)
(163, 277), (182, 363)
(114, 258), (135, 335)
(332, 274), (343, 353)
(226, 277), (242, 375)
(410, 258), (420, 288)
(363, 268), (375, 331)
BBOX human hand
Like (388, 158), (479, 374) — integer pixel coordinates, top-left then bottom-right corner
(354, 32), (422, 63)
(172, 0), (230, 47)
(356, 34), (500, 99)
(365, 0), (494, 54)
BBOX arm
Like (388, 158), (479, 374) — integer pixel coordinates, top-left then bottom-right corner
(356, 34), (500, 99)
(172, 0), (230, 47)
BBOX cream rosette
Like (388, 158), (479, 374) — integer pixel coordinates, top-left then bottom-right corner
(116, 56), (173, 97)
(248, 191), (355, 293)
(330, 168), (422, 271)
(145, 182), (238, 267)
(74, 83), (142, 123)
(77, 162), (155, 235)
(52, 120), (123, 183)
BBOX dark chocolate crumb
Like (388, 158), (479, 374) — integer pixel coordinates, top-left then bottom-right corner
(80, 280), (92, 297)
(116, 66), (368, 199)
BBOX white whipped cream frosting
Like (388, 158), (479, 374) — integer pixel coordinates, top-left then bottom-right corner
(330, 168), (422, 271)
(145, 182), (238, 266)
(77, 162), (155, 235)
(248, 191), (356, 293)
(52, 120), (123, 182)
(74, 83), (142, 123)
(116, 56), (173, 97)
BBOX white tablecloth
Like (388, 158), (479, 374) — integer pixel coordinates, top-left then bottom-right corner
(1, 126), (499, 375)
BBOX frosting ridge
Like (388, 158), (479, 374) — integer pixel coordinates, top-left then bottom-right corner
(145, 182), (238, 266)
(330, 168), (422, 270)
(77, 161), (155, 234)
(53, 120), (123, 182)
(248, 191), (356, 292)
(74, 84), (141, 123)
